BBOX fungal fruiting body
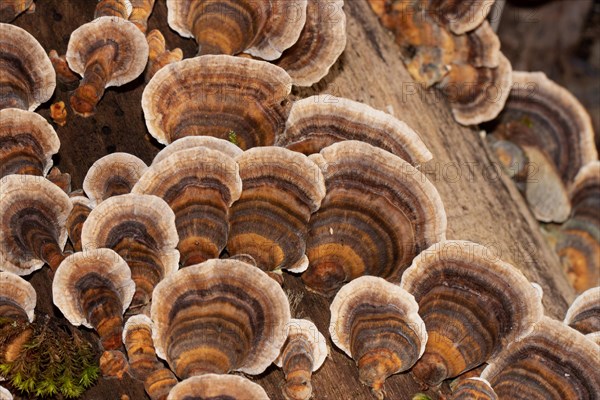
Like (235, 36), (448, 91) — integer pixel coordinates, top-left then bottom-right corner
(166, 374), (270, 400)
(0, 271), (36, 323)
(144, 29), (183, 81)
(564, 287), (600, 335)
(449, 377), (498, 400)
(151, 136), (243, 166)
(66, 193), (93, 252)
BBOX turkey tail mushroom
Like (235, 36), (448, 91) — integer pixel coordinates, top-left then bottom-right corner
(144, 29), (183, 81)
(151, 136), (242, 166)
(0, 0), (33, 22)
(66, 193), (92, 252)
(129, 0), (155, 33)
(449, 377), (498, 400)
(564, 287), (599, 335)
(330, 276), (427, 399)
(95, 0), (132, 19)
(0, 271), (36, 322)
(302, 141), (446, 297)
(401, 240), (544, 387)
(166, 374), (270, 400)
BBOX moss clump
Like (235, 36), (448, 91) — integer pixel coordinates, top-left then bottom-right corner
(228, 130), (239, 146)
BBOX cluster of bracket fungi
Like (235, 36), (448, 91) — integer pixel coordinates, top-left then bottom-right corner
(0, 0), (599, 399)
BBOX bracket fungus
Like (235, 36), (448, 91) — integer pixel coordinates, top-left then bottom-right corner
(142, 55), (292, 147)
(0, 108), (60, 178)
(166, 374), (270, 400)
(129, 0), (155, 33)
(133, 147), (242, 266)
(66, 16), (149, 117)
(301, 141), (447, 296)
(564, 287), (600, 335)
(276, 0), (347, 87)
(329, 276), (427, 399)
(481, 316), (600, 399)
(228, 147), (325, 273)
(48, 50), (80, 88)
(144, 29), (183, 82)
(151, 136), (243, 166)
(80, 193), (179, 312)
(83, 152), (148, 206)
(449, 377), (498, 400)
(52, 249), (135, 350)
(94, 0), (133, 19)
(401, 240), (545, 386)
(66, 193), (92, 252)
(274, 318), (328, 400)
(0, 271), (36, 322)
(0, 0), (34, 22)
(0, 175), (72, 275)
(167, 0), (307, 60)
(277, 96), (432, 165)
(0, 23), (55, 111)
(425, 0), (495, 35)
(151, 259), (291, 378)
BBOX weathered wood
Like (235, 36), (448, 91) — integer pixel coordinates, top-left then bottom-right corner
(10, 0), (575, 399)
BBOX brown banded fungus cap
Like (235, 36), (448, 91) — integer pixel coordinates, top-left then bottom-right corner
(66, 193), (92, 252)
(449, 377), (498, 400)
(302, 141), (447, 297)
(564, 287), (600, 335)
(401, 240), (545, 386)
(144, 29), (183, 81)
(276, 0), (346, 87)
(0, 109), (60, 178)
(133, 147), (242, 266)
(481, 316), (600, 399)
(95, 0), (133, 19)
(0, 23), (55, 111)
(228, 147), (325, 273)
(151, 259), (291, 378)
(142, 55), (291, 147)
(0, 175), (72, 275)
(0, 271), (36, 322)
(167, 0), (307, 60)
(66, 16), (149, 117)
(330, 276), (427, 399)
(274, 318), (328, 400)
(426, 0), (495, 35)
(80, 194), (179, 312)
(83, 152), (148, 206)
(152, 136), (243, 166)
(0, 0), (34, 23)
(128, 0), (155, 33)
(166, 374), (270, 400)
(52, 249), (135, 350)
(277, 96), (432, 165)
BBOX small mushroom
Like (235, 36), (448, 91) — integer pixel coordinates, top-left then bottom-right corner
(66, 192), (92, 252)
(52, 248), (135, 350)
(449, 377), (498, 400)
(142, 55), (291, 147)
(83, 152), (148, 206)
(330, 276), (427, 399)
(276, 0), (346, 86)
(50, 101), (68, 126)
(47, 166), (71, 194)
(144, 29), (183, 81)
(277, 95), (432, 164)
(564, 287), (599, 335)
(80, 193), (179, 313)
(0, 175), (72, 275)
(129, 0), (155, 33)
(401, 240), (545, 386)
(151, 259), (291, 378)
(274, 319), (328, 400)
(95, 0), (133, 19)
(133, 147), (241, 266)
(228, 147), (325, 273)
(166, 374), (270, 400)
(426, 0), (495, 34)
(48, 50), (80, 88)
(302, 141), (447, 296)
(167, 0), (307, 60)
(0, 23), (55, 111)
(0, 0), (33, 22)
(481, 316), (600, 399)
(0, 108), (60, 178)
(0, 271), (36, 322)
(66, 16), (148, 116)
(151, 136), (243, 166)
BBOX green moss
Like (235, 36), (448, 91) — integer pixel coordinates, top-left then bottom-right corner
(228, 130), (239, 146)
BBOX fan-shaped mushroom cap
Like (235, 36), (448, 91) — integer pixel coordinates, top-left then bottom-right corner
(564, 287), (600, 335)
(0, 23), (55, 111)
(0, 386), (12, 400)
(80, 194), (179, 311)
(276, 0), (346, 86)
(0, 109), (60, 178)
(52, 249), (135, 349)
(427, 0), (495, 35)
(167, 0), (306, 61)
(152, 136), (243, 166)
(0, 0), (33, 23)
(302, 141), (446, 296)
(0, 271), (36, 322)
(228, 147), (325, 273)
(166, 374), (270, 400)
(95, 0), (133, 19)
(82, 152), (148, 206)
(151, 259), (291, 378)
(142, 55), (291, 147)
(66, 16), (148, 116)
(144, 29), (183, 81)
(277, 96), (432, 165)
(133, 147), (241, 266)
(481, 316), (600, 399)
(330, 276), (426, 398)
(66, 194), (92, 252)
(274, 318), (327, 400)
(570, 161), (600, 220)
(449, 377), (498, 400)
(0, 175), (71, 275)
(128, 0), (154, 32)
(401, 240), (545, 386)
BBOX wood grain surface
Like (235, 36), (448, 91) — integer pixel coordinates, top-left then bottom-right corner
(10, 0), (575, 399)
